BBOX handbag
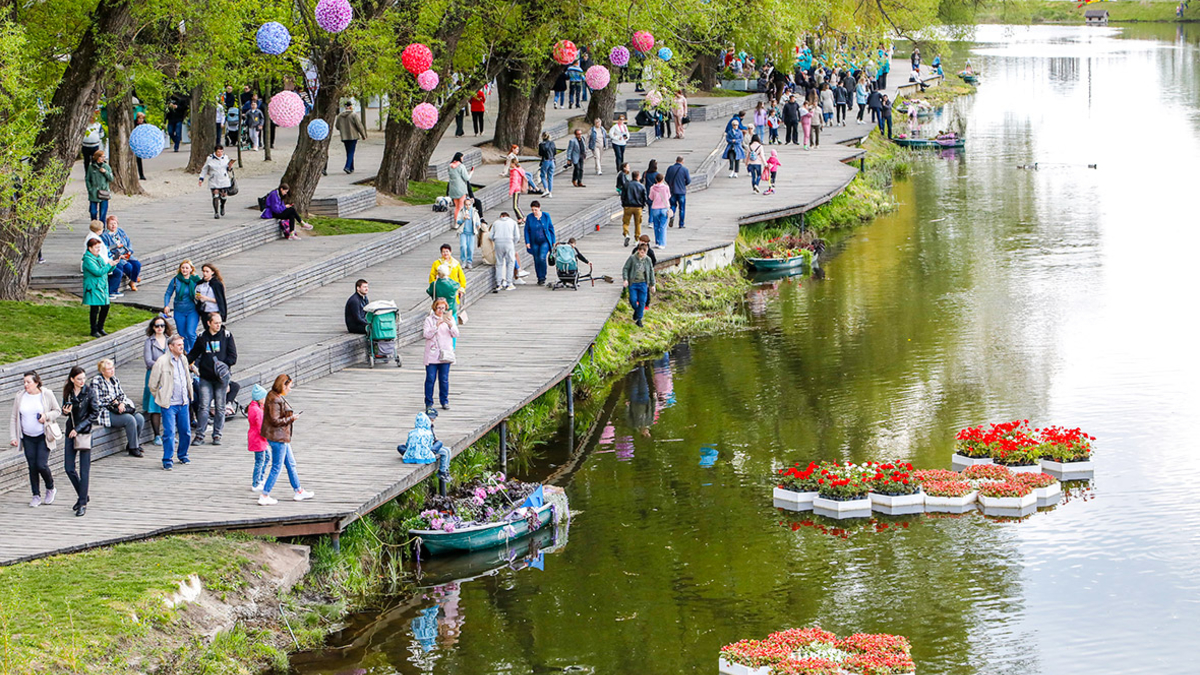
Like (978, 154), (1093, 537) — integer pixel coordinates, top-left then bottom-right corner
(96, 189), (111, 200)
(456, 310), (468, 326)
(74, 432), (92, 450)
(438, 346), (456, 364)
(225, 170), (239, 196)
(681, 115), (691, 125)
(46, 421), (63, 444)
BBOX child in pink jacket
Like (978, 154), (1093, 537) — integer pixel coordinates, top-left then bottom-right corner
(248, 384), (269, 490)
(764, 150), (781, 195)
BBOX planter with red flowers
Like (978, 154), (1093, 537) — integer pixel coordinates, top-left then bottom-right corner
(1038, 426), (1095, 480)
(719, 626), (914, 675)
(774, 461), (822, 510)
(812, 463), (874, 518)
(952, 423), (996, 468)
(977, 479), (1037, 511)
(922, 480), (977, 513)
(867, 463), (924, 515)
(1014, 472), (1061, 501)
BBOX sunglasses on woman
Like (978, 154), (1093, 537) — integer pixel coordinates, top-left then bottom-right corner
(153, 323), (166, 329)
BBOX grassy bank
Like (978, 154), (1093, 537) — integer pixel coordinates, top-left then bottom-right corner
(0, 295), (155, 365)
(309, 215), (404, 236)
(899, 81), (976, 109)
(977, 0), (1200, 24)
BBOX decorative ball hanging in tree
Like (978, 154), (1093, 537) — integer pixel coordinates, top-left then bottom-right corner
(657, 46), (673, 62)
(632, 30), (654, 53)
(609, 45), (630, 67)
(129, 124), (166, 159)
(417, 70), (440, 91)
(585, 65), (611, 90)
(402, 43), (434, 76)
(307, 119), (330, 141)
(552, 39), (578, 65)
(314, 0), (353, 33)
(412, 102), (439, 130)
(255, 22), (291, 55)
(268, 91), (306, 128)
(645, 89), (663, 107)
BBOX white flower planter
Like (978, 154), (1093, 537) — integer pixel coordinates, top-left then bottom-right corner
(1032, 481), (1061, 501)
(1040, 458), (1094, 481)
(925, 491), (977, 513)
(772, 487), (817, 509)
(869, 491), (925, 515)
(718, 659), (770, 675)
(998, 463), (1044, 475)
(812, 495), (873, 519)
(951, 454), (993, 469)
(978, 492), (1037, 510)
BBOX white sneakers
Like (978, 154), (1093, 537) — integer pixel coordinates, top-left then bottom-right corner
(251, 483), (264, 492)
(294, 490), (314, 501)
(258, 490), (314, 504)
(29, 495), (41, 508)
(506, 284), (517, 291)
(258, 494), (278, 506)
(513, 277), (527, 285)
(516, 269), (530, 278)
(44, 487), (56, 505)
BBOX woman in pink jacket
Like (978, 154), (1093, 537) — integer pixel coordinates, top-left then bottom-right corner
(648, 174), (671, 249)
(423, 298), (460, 416)
(247, 384), (269, 491)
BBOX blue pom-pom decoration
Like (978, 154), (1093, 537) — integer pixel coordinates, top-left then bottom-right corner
(658, 47), (673, 61)
(307, 119), (330, 141)
(256, 22), (291, 55)
(129, 124), (165, 159)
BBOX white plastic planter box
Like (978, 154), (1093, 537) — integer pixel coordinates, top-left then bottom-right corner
(718, 659), (770, 675)
(925, 491), (977, 513)
(978, 492), (1037, 510)
(812, 495), (872, 519)
(951, 454), (993, 469)
(869, 491), (925, 516)
(1032, 481), (1061, 501)
(1040, 458), (1094, 481)
(998, 463), (1044, 475)
(772, 487), (817, 511)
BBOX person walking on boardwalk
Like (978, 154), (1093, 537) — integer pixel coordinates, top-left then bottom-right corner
(258, 374), (313, 505)
(765, 149), (781, 195)
(609, 115), (630, 173)
(673, 91), (688, 139)
(504, 144), (530, 220)
(245, 100), (265, 150)
(566, 129), (587, 188)
(447, 152), (474, 227)
(199, 146), (235, 219)
(782, 95), (801, 145)
(621, 171), (647, 247)
(537, 132), (557, 198)
(866, 84), (882, 125)
(142, 317), (172, 446)
(81, 111), (104, 171)
(490, 211), (520, 292)
(856, 78), (869, 124)
(164, 260), (203, 351)
(422, 299), (459, 415)
(345, 279), (370, 334)
(62, 366), (98, 515)
(149, 335), (192, 470)
(459, 198), (480, 269)
(747, 134), (765, 193)
(524, 200), (556, 285)
(82, 238), (116, 338)
(10, 371), (61, 508)
(725, 117), (746, 177)
(648, 173), (671, 249)
(753, 101), (768, 141)
(877, 94), (894, 139)
(470, 89), (486, 136)
(188, 313), (238, 446)
(195, 263), (228, 327)
(247, 384), (269, 492)
(589, 118), (607, 175)
(623, 243), (655, 327)
(429, 244), (467, 296)
(335, 101), (368, 174)
(92, 358), (145, 458)
(642, 159), (660, 190)
(664, 156), (690, 229)
(85, 150), (113, 222)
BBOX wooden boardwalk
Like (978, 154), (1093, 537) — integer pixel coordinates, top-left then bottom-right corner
(0, 73), (904, 564)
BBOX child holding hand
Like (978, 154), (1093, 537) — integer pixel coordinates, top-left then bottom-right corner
(764, 150), (781, 195)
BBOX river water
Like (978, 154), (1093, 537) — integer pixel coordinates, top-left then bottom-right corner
(293, 25), (1200, 675)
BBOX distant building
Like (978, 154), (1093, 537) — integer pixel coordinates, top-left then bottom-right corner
(1085, 9), (1110, 24)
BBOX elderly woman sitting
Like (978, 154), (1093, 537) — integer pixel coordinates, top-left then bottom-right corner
(90, 358), (146, 457)
(260, 182), (313, 240)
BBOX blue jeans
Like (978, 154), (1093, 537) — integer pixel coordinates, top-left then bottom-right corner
(568, 82), (582, 107)
(167, 120), (183, 151)
(650, 208), (668, 247)
(263, 441), (300, 494)
(194, 377), (226, 441)
(109, 259), (141, 294)
(89, 200), (109, 221)
(161, 404), (191, 467)
(748, 164), (763, 190)
(529, 242), (550, 282)
(629, 282), (649, 322)
(554, 91), (565, 107)
(342, 139), (358, 172)
(670, 193), (687, 228)
(755, 124), (766, 140)
(877, 115), (892, 138)
(539, 159), (554, 194)
(459, 229), (475, 265)
(252, 450), (268, 487)
(174, 307), (201, 352)
(424, 362), (451, 408)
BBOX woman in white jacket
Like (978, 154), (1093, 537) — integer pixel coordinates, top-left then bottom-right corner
(9, 371), (62, 508)
(199, 146), (235, 220)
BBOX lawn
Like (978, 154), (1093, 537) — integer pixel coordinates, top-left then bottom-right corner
(0, 298), (154, 365)
(309, 216), (405, 236)
(401, 179), (449, 205)
(702, 88), (756, 97)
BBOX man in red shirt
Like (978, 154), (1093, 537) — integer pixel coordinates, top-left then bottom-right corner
(470, 90), (487, 136)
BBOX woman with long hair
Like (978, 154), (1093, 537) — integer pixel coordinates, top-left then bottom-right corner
(164, 259), (202, 351)
(258, 374), (313, 506)
(142, 316), (173, 445)
(422, 298), (459, 415)
(62, 366), (99, 516)
(9, 371), (61, 508)
(195, 263), (228, 325)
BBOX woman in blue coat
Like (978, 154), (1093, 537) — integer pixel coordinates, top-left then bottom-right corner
(163, 260), (202, 351)
(724, 117), (746, 178)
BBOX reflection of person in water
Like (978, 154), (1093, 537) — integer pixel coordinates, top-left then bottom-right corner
(625, 363), (653, 437)
(652, 352), (675, 414)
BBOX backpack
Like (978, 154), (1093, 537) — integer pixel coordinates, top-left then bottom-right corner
(553, 243), (577, 272)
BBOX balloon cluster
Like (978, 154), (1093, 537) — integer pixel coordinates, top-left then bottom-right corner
(609, 45), (630, 67)
(412, 102), (438, 130)
(268, 91), (306, 128)
(255, 22), (291, 55)
(417, 70), (440, 91)
(129, 124), (166, 159)
(553, 40), (578, 65)
(307, 119), (330, 141)
(585, 65), (611, 90)
(314, 0), (353, 33)
(402, 43), (440, 127)
(632, 31), (654, 53)
(402, 43), (434, 76)
(657, 47), (672, 62)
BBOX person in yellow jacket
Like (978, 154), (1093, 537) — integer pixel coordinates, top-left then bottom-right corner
(428, 244), (466, 297)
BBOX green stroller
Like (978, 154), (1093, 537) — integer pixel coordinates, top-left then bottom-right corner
(365, 300), (401, 368)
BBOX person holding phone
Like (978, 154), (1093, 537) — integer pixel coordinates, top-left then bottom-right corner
(258, 374), (313, 506)
(62, 366), (99, 515)
(422, 298), (459, 416)
(10, 371), (62, 508)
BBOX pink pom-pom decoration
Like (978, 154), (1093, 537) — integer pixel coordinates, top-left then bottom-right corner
(314, 0), (353, 33)
(632, 30), (654, 53)
(552, 40), (578, 65)
(417, 70), (440, 91)
(412, 102), (439, 130)
(585, 65), (611, 90)
(609, 45), (630, 67)
(402, 43), (434, 77)
(645, 89), (663, 107)
(267, 91), (306, 128)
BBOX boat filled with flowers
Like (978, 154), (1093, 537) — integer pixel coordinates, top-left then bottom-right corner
(719, 626), (914, 675)
(409, 473), (570, 555)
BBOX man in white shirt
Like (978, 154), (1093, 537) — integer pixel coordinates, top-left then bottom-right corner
(608, 115), (630, 174)
(489, 212), (521, 291)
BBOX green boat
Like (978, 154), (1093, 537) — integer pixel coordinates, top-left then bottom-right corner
(893, 136), (966, 149)
(410, 485), (568, 555)
(958, 72), (979, 84)
(748, 253), (813, 271)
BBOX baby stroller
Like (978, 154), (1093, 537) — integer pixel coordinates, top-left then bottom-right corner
(548, 243), (594, 290)
(364, 300), (402, 368)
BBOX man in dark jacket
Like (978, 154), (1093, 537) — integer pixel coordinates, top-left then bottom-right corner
(866, 86), (882, 124)
(188, 313), (238, 446)
(782, 96), (801, 145)
(663, 157), (690, 229)
(345, 279), (369, 334)
(621, 170), (647, 247)
(165, 94), (189, 152)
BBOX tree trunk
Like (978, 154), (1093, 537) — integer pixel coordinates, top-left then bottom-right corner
(694, 53), (720, 91)
(492, 65), (533, 151)
(523, 64), (562, 148)
(0, 0), (135, 300)
(108, 89), (144, 195)
(186, 87), (216, 173)
(584, 80), (618, 127)
(281, 43), (349, 214)
(374, 107), (424, 197)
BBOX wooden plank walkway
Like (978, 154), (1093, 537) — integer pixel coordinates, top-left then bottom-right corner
(0, 72), (905, 564)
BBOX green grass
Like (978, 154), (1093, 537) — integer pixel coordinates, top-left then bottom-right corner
(898, 81), (976, 108)
(400, 179), (449, 205)
(977, 0), (1200, 24)
(0, 299), (154, 364)
(308, 215), (404, 236)
(703, 88), (755, 97)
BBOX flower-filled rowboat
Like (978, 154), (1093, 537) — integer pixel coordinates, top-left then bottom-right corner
(410, 482), (569, 555)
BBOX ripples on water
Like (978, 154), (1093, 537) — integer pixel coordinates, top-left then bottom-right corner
(293, 25), (1200, 675)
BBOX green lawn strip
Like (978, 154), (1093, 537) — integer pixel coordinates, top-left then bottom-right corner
(0, 300), (154, 365)
(308, 215), (403, 236)
(898, 81), (976, 109)
(401, 179), (449, 205)
(977, 0), (1200, 23)
(702, 88), (755, 97)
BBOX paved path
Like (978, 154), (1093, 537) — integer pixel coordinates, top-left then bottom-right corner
(0, 71), (905, 564)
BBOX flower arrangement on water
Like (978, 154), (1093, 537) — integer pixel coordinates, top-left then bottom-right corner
(750, 234), (819, 260)
(778, 461), (822, 492)
(416, 472), (538, 531)
(868, 462), (920, 496)
(956, 421), (1096, 464)
(921, 480), (974, 498)
(720, 626), (914, 675)
(961, 463), (1013, 481)
(1013, 472), (1057, 489)
(816, 463), (877, 500)
(770, 658), (840, 675)
(912, 469), (960, 483)
(1039, 426), (1095, 462)
(977, 480), (1033, 499)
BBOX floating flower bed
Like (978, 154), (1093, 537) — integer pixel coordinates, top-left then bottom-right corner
(812, 463), (875, 518)
(1013, 472), (1062, 501)
(954, 421), (1095, 478)
(775, 461), (820, 508)
(921, 479), (977, 513)
(718, 626), (914, 675)
(976, 479), (1037, 510)
(1038, 425), (1095, 479)
(866, 463), (924, 515)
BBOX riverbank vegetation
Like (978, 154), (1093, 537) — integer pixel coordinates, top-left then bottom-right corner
(0, 295), (155, 364)
(898, 80), (976, 109)
(976, 0), (1200, 24)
